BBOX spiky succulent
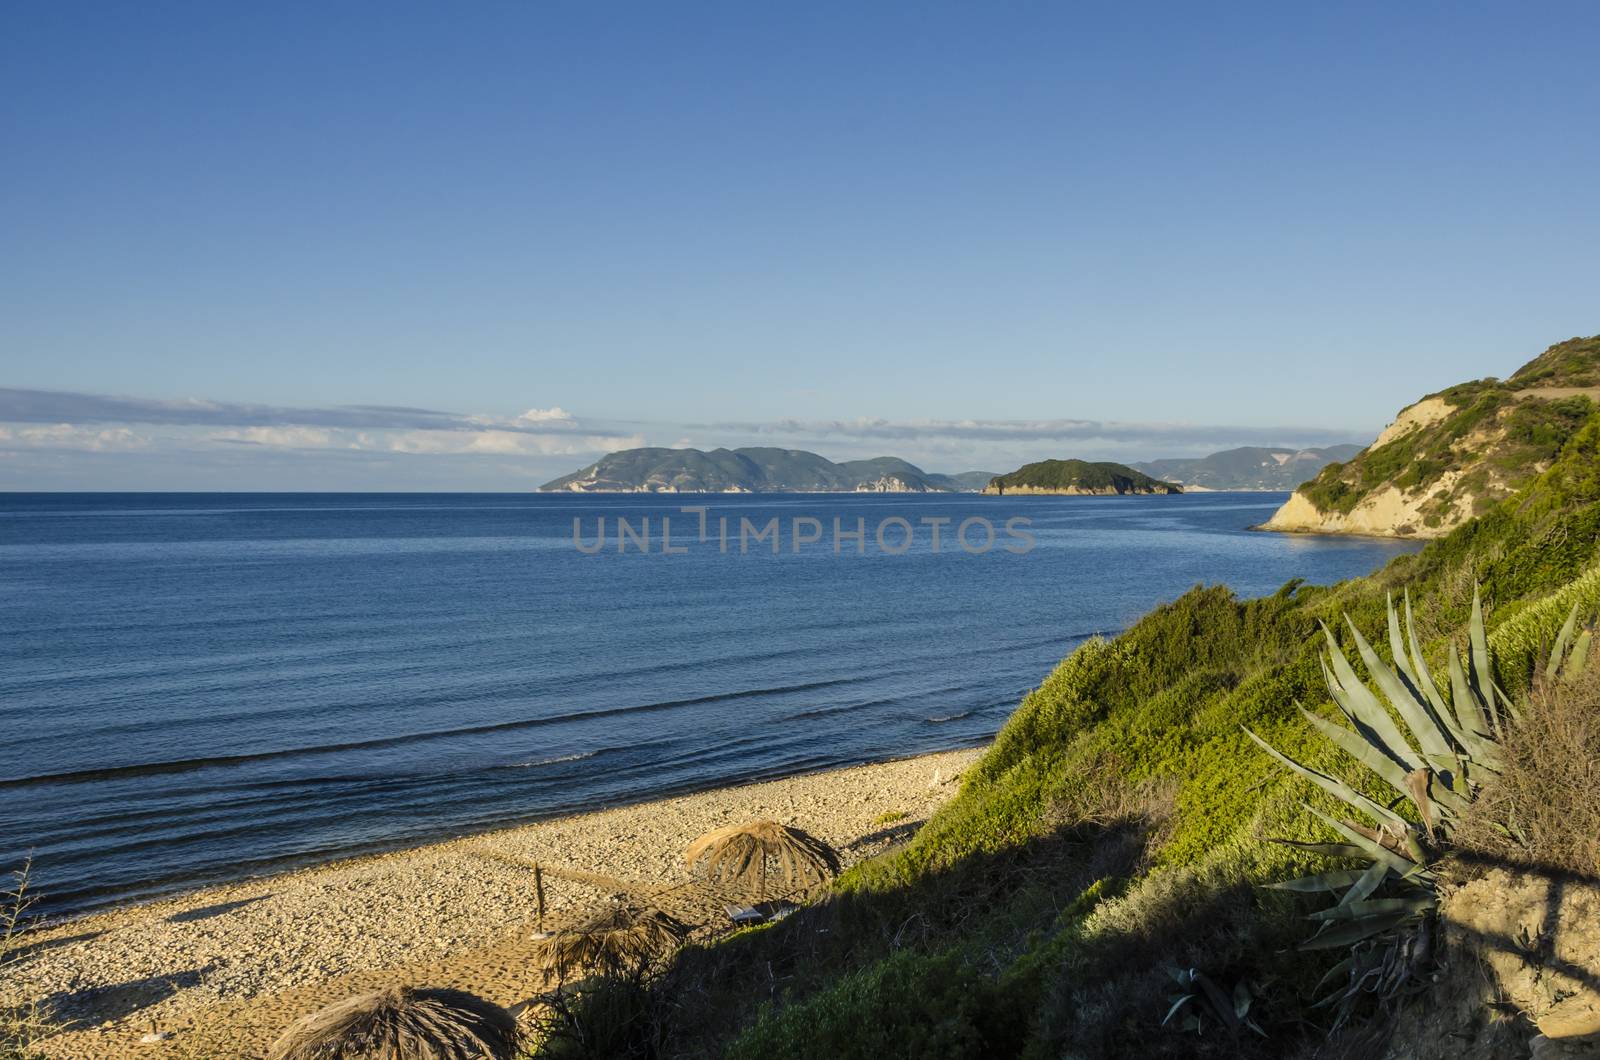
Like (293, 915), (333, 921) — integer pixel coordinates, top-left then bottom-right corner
(1244, 588), (1514, 1022)
(1541, 599), (1592, 685)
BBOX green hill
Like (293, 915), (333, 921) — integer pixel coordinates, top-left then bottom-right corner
(984, 459), (1180, 495)
(553, 332), (1600, 1059)
(539, 447), (992, 493)
(1135, 444), (1362, 491)
(1265, 335), (1600, 537)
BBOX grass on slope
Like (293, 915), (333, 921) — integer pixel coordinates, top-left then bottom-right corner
(527, 409), (1600, 1060)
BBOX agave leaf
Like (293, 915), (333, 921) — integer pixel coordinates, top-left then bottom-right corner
(1233, 980), (1252, 1020)
(1297, 707), (1411, 798)
(1547, 602), (1581, 681)
(1302, 804), (1417, 876)
(1403, 592), (1453, 723)
(1313, 955), (1355, 994)
(1266, 868), (1374, 893)
(1194, 972), (1239, 1034)
(1394, 593), (1477, 763)
(1308, 896), (1435, 922)
(1243, 729), (1411, 832)
(1345, 616), (1456, 764)
(1387, 593), (1423, 693)
(1298, 910), (1420, 950)
(1162, 994), (1195, 1026)
(1337, 858), (1390, 909)
(1470, 588), (1498, 737)
(1447, 643), (1491, 740)
(1404, 769), (1439, 835)
(1321, 656), (1362, 726)
(1570, 630), (1592, 681)
(1321, 623), (1418, 770)
(1268, 838), (1373, 860)
(1494, 681), (1522, 725)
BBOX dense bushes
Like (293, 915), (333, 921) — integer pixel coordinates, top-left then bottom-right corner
(619, 397), (1600, 1058)
(723, 949), (1020, 1060)
(1457, 666), (1600, 878)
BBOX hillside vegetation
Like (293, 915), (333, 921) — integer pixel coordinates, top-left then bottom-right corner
(985, 459), (1180, 495)
(1266, 335), (1600, 537)
(535, 335), (1600, 1059)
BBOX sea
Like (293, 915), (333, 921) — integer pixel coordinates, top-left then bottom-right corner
(0, 491), (1422, 916)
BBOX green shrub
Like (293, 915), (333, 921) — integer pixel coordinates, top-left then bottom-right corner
(722, 949), (1018, 1060)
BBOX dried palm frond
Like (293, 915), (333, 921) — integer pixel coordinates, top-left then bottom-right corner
(684, 819), (840, 899)
(535, 905), (689, 981)
(266, 986), (520, 1060)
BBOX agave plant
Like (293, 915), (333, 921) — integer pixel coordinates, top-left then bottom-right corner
(1541, 599), (1593, 686)
(1245, 588), (1512, 1021)
(1161, 966), (1268, 1039)
(535, 904), (690, 982)
(684, 820), (840, 900)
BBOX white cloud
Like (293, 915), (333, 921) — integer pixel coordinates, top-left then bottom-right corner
(384, 429), (643, 456)
(517, 406), (576, 425)
(0, 423), (151, 451)
(212, 426), (337, 448)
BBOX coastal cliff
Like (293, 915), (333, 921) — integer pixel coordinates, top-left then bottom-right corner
(1263, 335), (1600, 538)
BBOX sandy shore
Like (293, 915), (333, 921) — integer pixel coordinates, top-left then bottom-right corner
(11, 747), (983, 1059)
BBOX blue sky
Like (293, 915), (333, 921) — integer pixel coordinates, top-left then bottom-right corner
(3, 2), (1597, 488)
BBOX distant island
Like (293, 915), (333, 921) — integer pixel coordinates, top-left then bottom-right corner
(541, 443), (1366, 494)
(540, 447), (997, 493)
(983, 459), (1180, 495)
(1133, 445), (1362, 491)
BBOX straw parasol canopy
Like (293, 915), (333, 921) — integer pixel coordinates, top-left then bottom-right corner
(684, 819), (840, 899)
(265, 986), (520, 1060)
(534, 905), (690, 981)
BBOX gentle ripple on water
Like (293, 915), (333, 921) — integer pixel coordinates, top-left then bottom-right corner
(0, 491), (1421, 914)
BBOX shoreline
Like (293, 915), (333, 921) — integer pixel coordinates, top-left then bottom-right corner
(39, 741), (993, 926)
(14, 745), (985, 1059)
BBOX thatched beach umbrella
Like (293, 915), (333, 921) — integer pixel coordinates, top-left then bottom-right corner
(684, 819), (840, 900)
(266, 986), (520, 1060)
(534, 905), (690, 981)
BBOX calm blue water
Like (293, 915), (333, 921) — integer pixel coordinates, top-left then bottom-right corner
(0, 492), (1421, 915)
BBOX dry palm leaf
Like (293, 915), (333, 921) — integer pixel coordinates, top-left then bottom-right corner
(535, 905), (689, 981)
(266, 985), (520, 1060)
(684, 819), (840, 899)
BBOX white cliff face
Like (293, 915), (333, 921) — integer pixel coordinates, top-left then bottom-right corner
(1261, 483), (1472, 538)
(1371, 396), (1452, 450)
(854, 476), (928, 493)
(1261, 395), (1528, 538)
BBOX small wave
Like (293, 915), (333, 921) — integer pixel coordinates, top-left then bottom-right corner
(511, 750), (598, 768)
(925, 710), (974, 723)
(0, 675), (864, 789)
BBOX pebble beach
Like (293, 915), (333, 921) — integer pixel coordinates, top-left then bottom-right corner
(10, 747), (983, 1059)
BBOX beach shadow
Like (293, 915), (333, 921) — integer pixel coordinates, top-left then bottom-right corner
(662, 809), (1169, 1057)
(843, 819), (925, 850)
(3, 929), (104, 964)
(166, 894), (270, 924)
(38, 964), (215, 1030)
